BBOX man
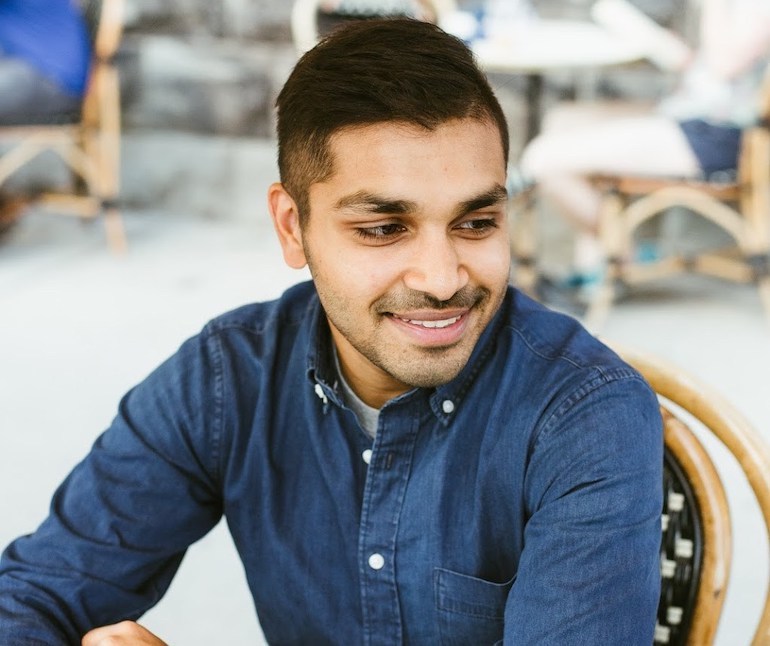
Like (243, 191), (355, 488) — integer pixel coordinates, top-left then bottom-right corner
(0, 19), (663, 645)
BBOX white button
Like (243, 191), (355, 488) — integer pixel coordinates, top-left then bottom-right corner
(442, 399), (455, 414)
(314, 383), (328, 404)
(368, 553), (385, 570)
(362, 449), (372, 465)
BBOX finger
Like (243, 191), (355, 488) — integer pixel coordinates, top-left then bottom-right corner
(82, 620), (167, 646)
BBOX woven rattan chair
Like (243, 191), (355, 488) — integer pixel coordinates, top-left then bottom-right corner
(616, 346), (770, 645)
(0, 0), (126, 252)
(290, 0), (456, 55)
(584, 65), (770, 329)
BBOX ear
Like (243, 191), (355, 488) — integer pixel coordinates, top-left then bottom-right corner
(268, 182), (307, 269)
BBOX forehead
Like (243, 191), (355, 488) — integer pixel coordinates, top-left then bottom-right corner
(329, 116), (503, 153)
(322, 118), (506, 187)
(304, 118), (507, 222)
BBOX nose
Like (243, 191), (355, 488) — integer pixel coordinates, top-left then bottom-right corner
(402, 232), (469, 302)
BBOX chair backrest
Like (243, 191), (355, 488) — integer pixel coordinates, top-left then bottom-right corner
(78, 0), (124, 65)
(615, 346), (770, 645)
(77, 0), (124, 130)
(290, 0), (451, 54)
(658, 406), (729, 644)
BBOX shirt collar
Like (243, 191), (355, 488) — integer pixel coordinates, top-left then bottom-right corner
(305, 294), (346, 409)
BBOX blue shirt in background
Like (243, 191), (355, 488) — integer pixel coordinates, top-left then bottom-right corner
(0, 0), (91, 97)
(0, 283), (663, 644)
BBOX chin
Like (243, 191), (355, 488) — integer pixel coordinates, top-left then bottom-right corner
(390, 356), (469, 389)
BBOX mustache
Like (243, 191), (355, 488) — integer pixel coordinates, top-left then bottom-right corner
(375, 285), (489, 313)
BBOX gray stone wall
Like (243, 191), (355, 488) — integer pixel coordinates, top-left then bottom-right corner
(119, 0), (297, 137)
(125, 0), (292, 40)
(4, 1), (699, 217)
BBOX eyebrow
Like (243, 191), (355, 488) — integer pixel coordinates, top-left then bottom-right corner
(455, 185), (508, 217)
(335, 191), (414, 215)
(334, 184), (509, 217)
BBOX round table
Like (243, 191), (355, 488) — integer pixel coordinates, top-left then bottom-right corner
(471, 19), (646, 141)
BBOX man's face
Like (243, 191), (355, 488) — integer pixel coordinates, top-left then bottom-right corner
(271, 118), (510, 408)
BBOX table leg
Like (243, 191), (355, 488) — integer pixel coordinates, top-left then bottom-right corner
(524, 72), (543, 143)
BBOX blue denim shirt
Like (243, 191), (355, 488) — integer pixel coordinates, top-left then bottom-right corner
(0, 282), (663, 645)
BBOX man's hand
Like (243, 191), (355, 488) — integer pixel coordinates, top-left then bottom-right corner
(82, 621), (168, 645)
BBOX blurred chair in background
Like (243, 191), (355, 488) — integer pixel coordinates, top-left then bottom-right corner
(515, 0), (770, 324)
(586, 64), (770, 328)
(0, 0), (126, 253)
(617, 345), (770, 646)
(291, 0), (456, 54)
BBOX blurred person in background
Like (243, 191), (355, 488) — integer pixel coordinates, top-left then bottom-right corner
(0, 0), (91, 233)
(520, 0), (770, 292)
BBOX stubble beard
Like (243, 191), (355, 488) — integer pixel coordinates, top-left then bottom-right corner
(322, 283), (505, 390)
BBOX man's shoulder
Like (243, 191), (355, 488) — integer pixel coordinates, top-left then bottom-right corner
(201, 281), (318, 341)
(491, 290), (658, 444)
(499, 288), (639, 383)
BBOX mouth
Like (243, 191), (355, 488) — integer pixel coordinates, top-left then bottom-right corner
(384, 309), (470, 346)
(392, 314), (463, 329)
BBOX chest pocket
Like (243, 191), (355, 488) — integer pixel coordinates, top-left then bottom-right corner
(434, 567), (513, 646)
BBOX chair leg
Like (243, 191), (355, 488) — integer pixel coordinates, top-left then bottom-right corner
(758, 277), (770, 325)
(584, 189), (625, 331)
(584, 279), (614, 331)
(93, 62), (125, 254)
(748, 254), (770, 325)
(102, 200), (126, 254)
(510, 186), (539, 296)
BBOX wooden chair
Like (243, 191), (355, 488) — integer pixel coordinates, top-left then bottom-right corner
(509, 182), (539, 298)
(584, 65), (770, 328)
(0, 0), (126, 253)
(615, 346), (770, 645)
(290, 0), (457, 55)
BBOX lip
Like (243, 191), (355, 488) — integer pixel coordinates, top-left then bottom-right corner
(385, 308), (471, 347)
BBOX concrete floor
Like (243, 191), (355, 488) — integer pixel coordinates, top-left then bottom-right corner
(1, 138), (769, 644)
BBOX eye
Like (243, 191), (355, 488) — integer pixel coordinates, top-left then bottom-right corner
(354, 223), (407, 241)
(455, 217), (499, 236)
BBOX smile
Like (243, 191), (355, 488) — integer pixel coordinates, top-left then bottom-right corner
(395, 315), (463, 329)
(384, 310), (471, 347)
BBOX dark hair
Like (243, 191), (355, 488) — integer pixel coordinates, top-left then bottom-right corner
(275, 18), (509, 223)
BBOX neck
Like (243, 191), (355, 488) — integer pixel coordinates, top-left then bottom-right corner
(328, 328), (409, 409)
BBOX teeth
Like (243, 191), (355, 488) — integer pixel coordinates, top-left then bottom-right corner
(399, 315), (461, 329)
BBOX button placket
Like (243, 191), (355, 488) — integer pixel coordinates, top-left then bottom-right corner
(357, 410), (419, 645)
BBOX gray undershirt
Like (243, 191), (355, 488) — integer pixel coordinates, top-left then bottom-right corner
(333, 347), (380, 439)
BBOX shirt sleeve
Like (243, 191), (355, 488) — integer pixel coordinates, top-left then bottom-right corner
(504, 369), (663, 644)
(0, 330), (225, 644)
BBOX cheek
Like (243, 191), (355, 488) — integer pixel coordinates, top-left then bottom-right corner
(315, 246), (398, 303)
(466, 237), (511, 280)
(353, 254), (404, 298)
